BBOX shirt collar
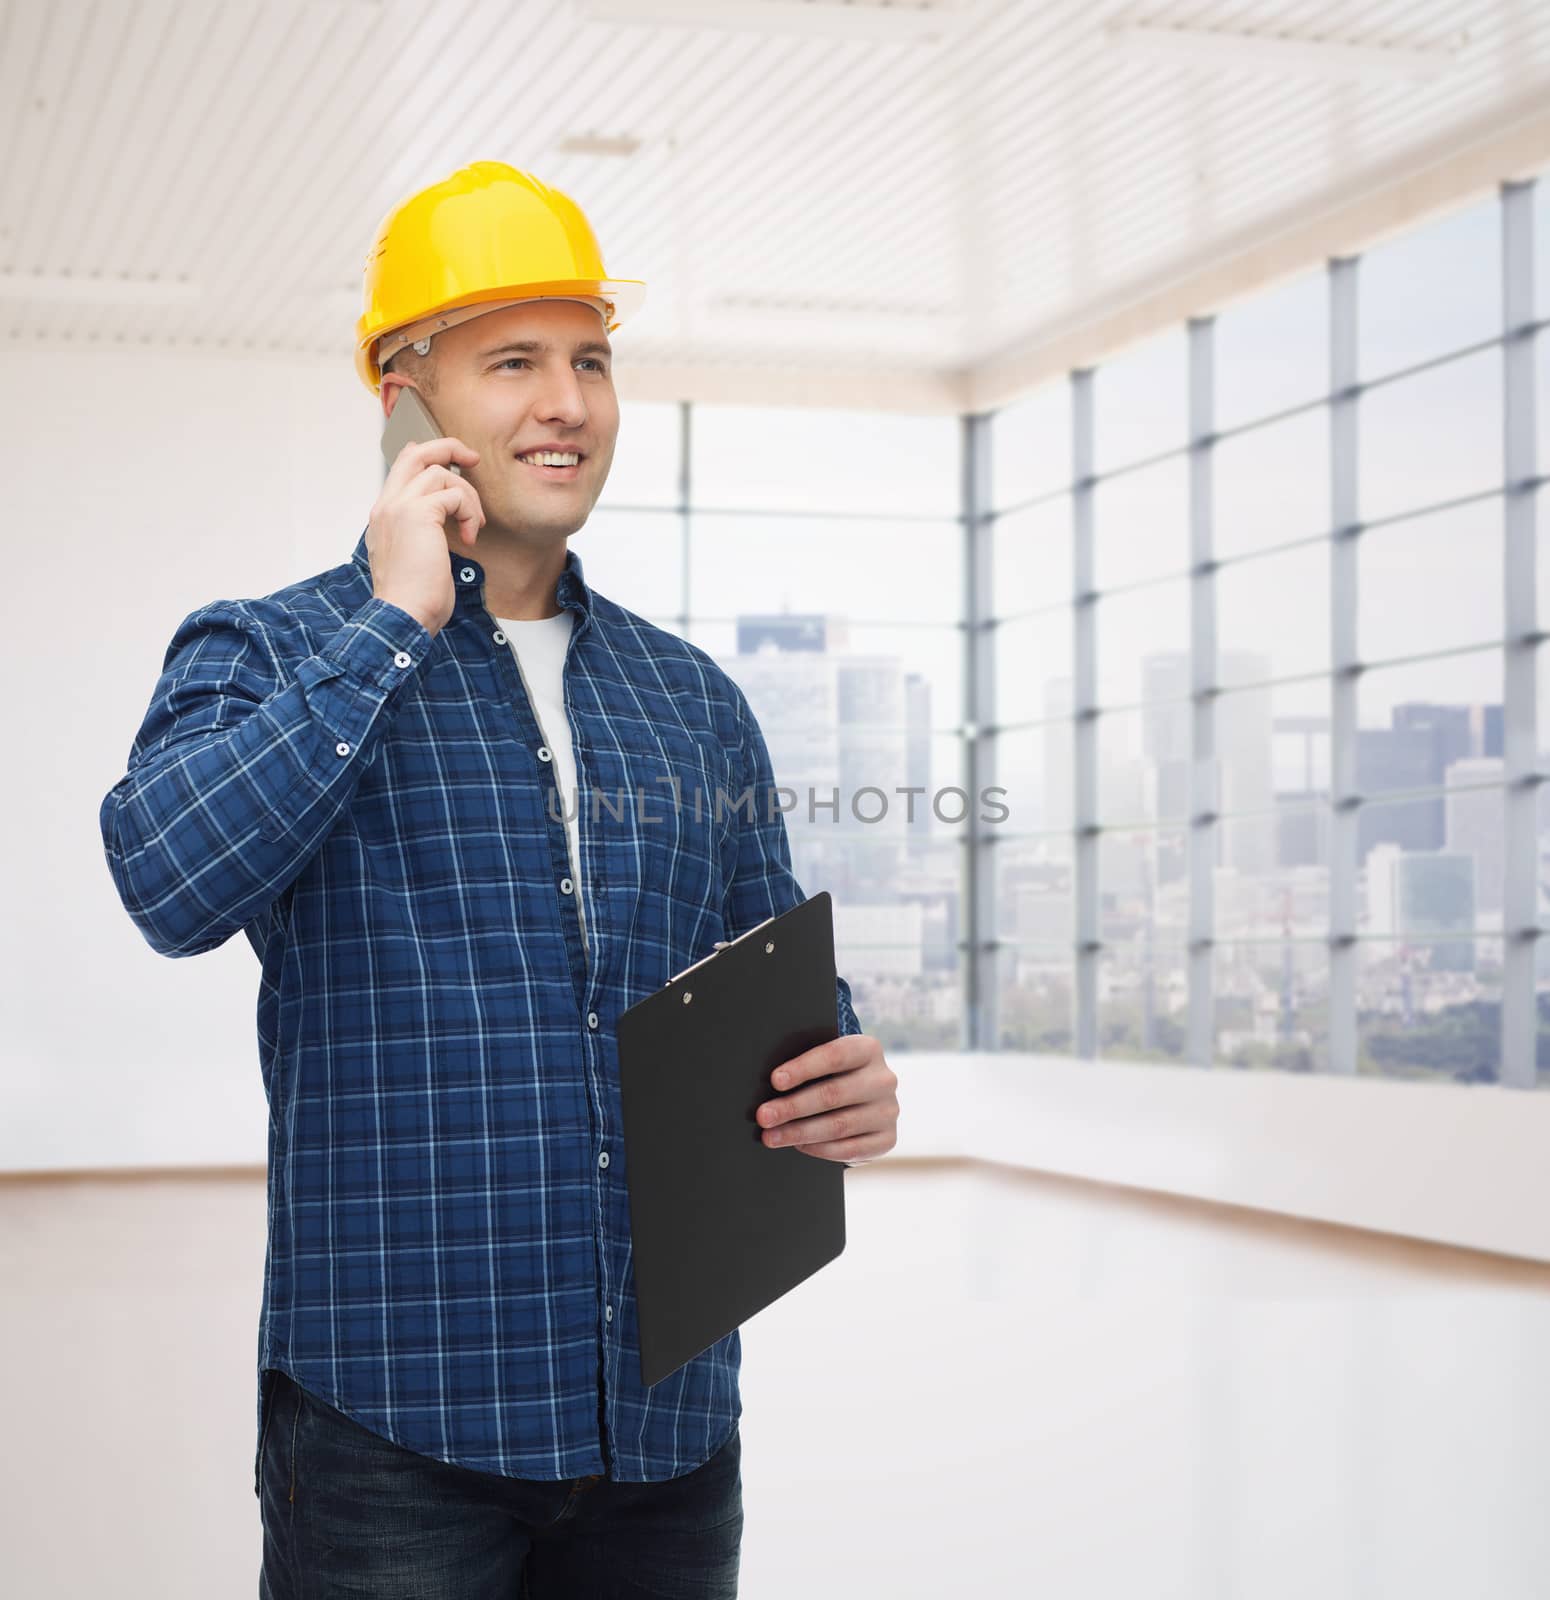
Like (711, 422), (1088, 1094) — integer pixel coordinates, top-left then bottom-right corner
(350, 527), (594, 638)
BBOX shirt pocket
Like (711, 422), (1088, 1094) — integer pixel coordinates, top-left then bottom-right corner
(613, 725), (733, 915)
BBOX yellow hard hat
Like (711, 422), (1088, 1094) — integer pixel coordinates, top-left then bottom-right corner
(354, 160), (646, 394)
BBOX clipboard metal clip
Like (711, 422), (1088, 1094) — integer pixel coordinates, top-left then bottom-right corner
(664, 911), (782, 986)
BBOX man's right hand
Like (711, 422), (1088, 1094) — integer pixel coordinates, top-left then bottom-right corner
(369, 437), (484, 638)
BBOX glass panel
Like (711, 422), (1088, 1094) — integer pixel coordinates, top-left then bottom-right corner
(1214, 940), (1329, 1073)
(1217, 675), (1332, 811)
(695, 622), (961, 900)
(1212, 800), (1330, 941)
(1218, 540), (1331, 687)
(690, 513), (960, 623)
(831, 829), (960, 908)
(799, 832), (908, 921)
(1095, 576), (1190, 707)
(1098, 826), (1189, 943)
(996, 944), (1075, 1052)
(1354, 793), (1494, 932)
(1448, 783), (1506, 923)
(690, 403), (961, 517)
(1358, 193), (1502, 380)
(988, 721), (1075, 836)
(1356, 936), (1503, 1086)
(804, 836), (960, 980)
(736, 729), (970, 846)
(1359, 498), (1503, 661)
(996, 835), (1074, 942)
(1356, 790), (1435, 890)
(840, 924), (962, 1053)
(1093, 702), (1191, 828)
(1214, 406), (1329, 560)
(1357, 652), (1502, 798)
(1098, 928), (1189, 1064)
(598, 398), (682, 508)
(990, 379), (1071, 510)
(992, 497), (1071, 619)
(696, 617), (961, 735)
(1360, 346), (1503, 523)
(1093, 454), (1189, 588)
(575, 507), (681, 615)
(1215, 266), (1329, 430)
(1093, 325), (1188, 473)
(994, 610), (1073, 728)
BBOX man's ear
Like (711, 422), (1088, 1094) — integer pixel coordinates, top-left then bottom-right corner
(381, 377), (411, 421)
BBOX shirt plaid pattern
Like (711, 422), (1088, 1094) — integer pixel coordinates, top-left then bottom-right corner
(99, 529), (863, 1485)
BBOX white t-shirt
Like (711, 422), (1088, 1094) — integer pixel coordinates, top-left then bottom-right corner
(495, 611), (587, 961)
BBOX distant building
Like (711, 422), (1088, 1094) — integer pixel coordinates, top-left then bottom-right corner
(720, 610), (936, 937)
(1365, 844), (1476, 973)
(1445, 757), (1504, 917)
(1142, 650), (1274, 880)
(1357, 701), (1496, 860)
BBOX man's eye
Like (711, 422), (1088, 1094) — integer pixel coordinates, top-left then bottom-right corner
(496, 358), (608, 372)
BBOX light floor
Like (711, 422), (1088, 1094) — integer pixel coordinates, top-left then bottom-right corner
(3, 1160), (1548, 1598)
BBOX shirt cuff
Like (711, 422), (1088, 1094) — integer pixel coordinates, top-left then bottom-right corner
(318, 596), (436, 692)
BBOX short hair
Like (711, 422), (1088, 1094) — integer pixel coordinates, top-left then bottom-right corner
(381, 341), (440, 397)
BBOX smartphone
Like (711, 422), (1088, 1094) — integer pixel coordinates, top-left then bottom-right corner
(381, 384), (462, 478)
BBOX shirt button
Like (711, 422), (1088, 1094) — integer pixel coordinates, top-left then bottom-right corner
(537, 746), (553, 762)
(605, 1304), (614, 1323)
(587, 1012), (599, 1030)
(393, 651), (411, 668)
(335, 741), (351, 757)
(560, 877), (573, 895)
(492, 630), (506, 645)
(598, 1151), (610, 1169)
(459, 566), (477, 583)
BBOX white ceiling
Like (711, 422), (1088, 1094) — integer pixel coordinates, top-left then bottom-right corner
(2, 0), (1549, 413)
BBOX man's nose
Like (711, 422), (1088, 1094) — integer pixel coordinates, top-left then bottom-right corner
(534, 368), (588, 424)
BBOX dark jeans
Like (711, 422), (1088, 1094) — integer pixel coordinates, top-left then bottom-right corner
(257, 1367), (743, 1598)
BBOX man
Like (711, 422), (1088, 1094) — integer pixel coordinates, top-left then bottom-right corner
(98, 161), (898, 1597)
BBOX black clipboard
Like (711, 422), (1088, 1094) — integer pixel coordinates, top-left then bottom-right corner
(617, 891), (846, 1386)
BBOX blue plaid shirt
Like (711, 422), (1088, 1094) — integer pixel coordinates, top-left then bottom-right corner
(99, 529), (862, 1486)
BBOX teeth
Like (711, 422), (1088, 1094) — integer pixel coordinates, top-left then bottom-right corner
(519, 451), (580, 467)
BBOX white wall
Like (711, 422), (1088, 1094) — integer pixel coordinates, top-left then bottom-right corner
(4, 347), (380, 1171)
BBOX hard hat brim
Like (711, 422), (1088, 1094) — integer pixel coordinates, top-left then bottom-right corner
(357, 277), (646, 394)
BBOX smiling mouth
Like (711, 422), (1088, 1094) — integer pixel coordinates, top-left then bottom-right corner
(515, 454), (584, 479)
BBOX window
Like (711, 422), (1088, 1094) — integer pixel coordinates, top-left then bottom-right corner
(690, 403), (961, 517)
(1214, 407), (1329, 560)
(1092, 455), (1189, 589)
(1358, 193), (1501, 380)
(984, 174), (1545, 1085)
(989, 379), (1071, 511)
(1215, 267), (1329, 431)
(1360, 347), (1502, 523)
(598, 175), (1544, 1072)
(1092, 325), (1188, 473)
(595, 399), (683, 509)
(614, 401), (965, 1050)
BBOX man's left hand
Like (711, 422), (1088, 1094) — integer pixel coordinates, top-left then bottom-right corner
(756, 1034), (898, 1165)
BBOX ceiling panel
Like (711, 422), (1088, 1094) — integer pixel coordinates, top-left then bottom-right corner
(1, 0), (1547, 410)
